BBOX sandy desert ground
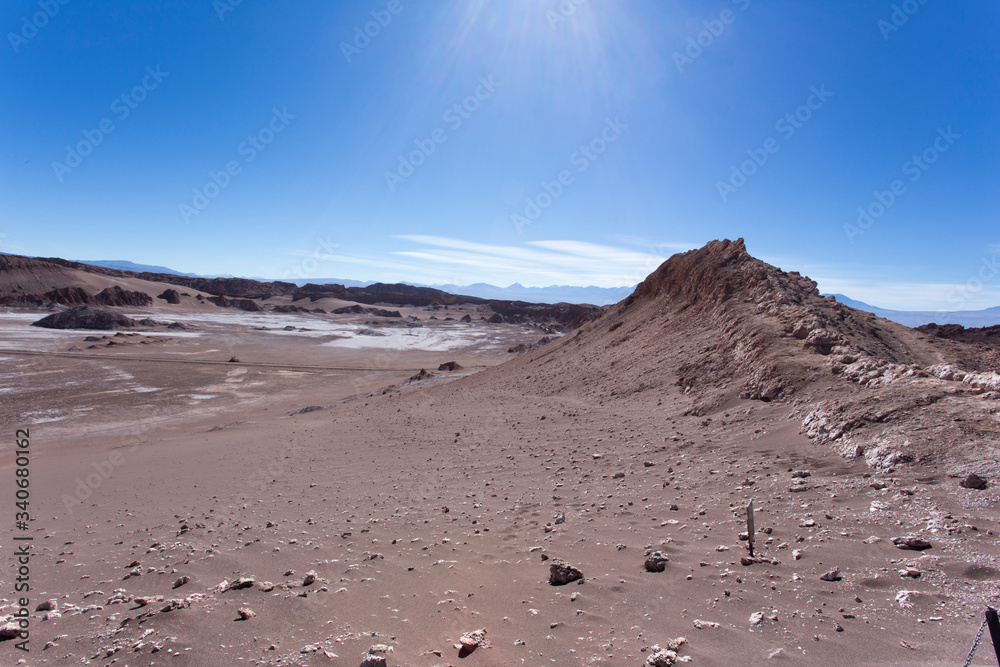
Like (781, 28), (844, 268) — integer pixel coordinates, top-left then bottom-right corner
(2, 241), (1000, 666)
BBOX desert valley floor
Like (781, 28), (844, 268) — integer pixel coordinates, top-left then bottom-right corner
(2, 241), (999, 666)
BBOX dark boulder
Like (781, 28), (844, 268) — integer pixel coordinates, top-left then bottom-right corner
(31, 306), (138, 331)
(548, 559), (584, 585)
(959, 473), (988, 490)
(157, 289), (181, 304)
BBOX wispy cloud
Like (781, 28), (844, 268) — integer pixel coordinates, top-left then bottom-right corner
(276, 236), (675, 287)
(391, 235), (674, 287)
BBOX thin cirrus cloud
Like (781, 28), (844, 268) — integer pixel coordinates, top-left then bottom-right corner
(281, 236), (689, 287)
(392, 235), (678, 287)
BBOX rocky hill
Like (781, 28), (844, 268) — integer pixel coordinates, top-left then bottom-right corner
(472, 239), (999, 476)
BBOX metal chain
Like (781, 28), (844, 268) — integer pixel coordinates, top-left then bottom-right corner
(963, 617), (988, 667)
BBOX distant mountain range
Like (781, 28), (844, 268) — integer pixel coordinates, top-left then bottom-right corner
(274, 279), (632, 304)
(75, 261), (634, 305)
(75, 260), (205, 277)
(827, 294), (1000, 328)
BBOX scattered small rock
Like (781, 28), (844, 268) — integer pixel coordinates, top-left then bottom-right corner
(645, 550), (669, 573)
(360, 644), (393, 667)
(160, 598), (190, 613)
(456, 628), (489, 656)
(549, 559), (584, 585)
(959, 473), (988, 490)
(645, 637), (688, 666)
(893, 537), (932, 551)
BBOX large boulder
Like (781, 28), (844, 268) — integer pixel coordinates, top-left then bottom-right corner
(31, 306), (138, 330)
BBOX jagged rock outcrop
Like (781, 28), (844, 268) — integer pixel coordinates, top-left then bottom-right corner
(331, 305), (402, 318)
(206, 296), (261, 311)
(917, 322), (1000, 344)
(94, 286), (153, 307)
(44, 286), (93, 305)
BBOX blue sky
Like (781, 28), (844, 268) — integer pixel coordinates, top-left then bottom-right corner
(2, 0), (997, 310)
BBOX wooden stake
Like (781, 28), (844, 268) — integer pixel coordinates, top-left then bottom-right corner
(986, 606), (1000, 666)
(746, 499), (755, 558)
